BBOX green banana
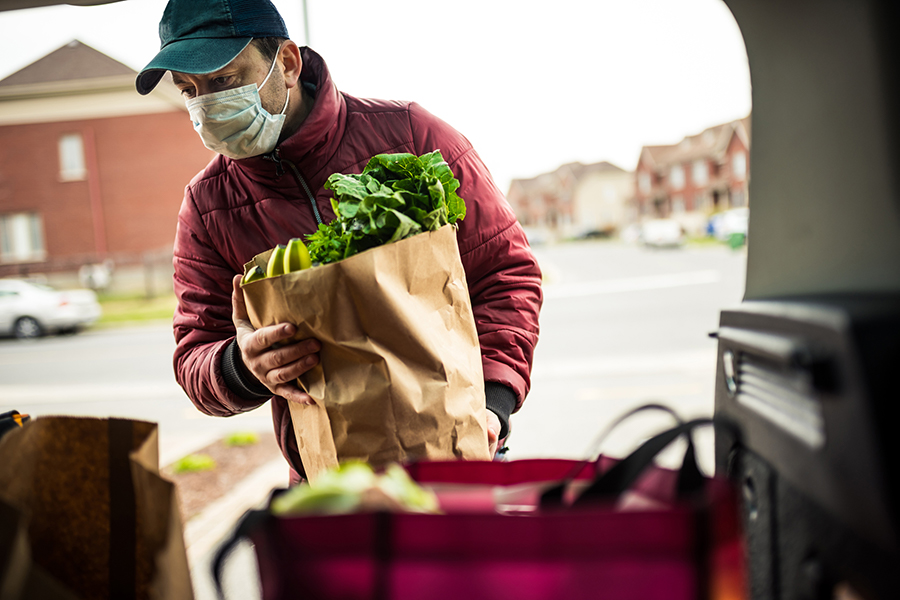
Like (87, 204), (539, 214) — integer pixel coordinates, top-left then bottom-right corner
(266, 244), (287, 278)
(283, 237), (313, 273)
(242, 265), (266, 285)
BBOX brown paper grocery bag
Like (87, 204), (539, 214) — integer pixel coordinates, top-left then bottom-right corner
(242, 225), (491, 481)
(0, 417), (193, 600)
(0, 498), (80, 600)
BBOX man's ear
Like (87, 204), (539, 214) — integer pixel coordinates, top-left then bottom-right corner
(280, 41), (302, 89)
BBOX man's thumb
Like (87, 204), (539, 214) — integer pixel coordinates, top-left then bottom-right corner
(232, 274), (249, 321)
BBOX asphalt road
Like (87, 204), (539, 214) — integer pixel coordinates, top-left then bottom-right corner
(0, 239), (745, 471)
(518, 239), (746, 472)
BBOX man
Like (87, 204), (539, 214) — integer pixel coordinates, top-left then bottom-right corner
(137, 0), (542, 483)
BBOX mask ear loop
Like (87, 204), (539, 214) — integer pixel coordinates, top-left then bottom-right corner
(258, 43), (290, 116)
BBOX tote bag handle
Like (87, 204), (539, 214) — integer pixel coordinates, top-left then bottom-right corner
(539, 403), (694, 508)
(211, 506), (272, 600)
(571, 417), (712, 508)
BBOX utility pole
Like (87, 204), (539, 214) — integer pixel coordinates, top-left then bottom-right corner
(301, 0), (310, 46)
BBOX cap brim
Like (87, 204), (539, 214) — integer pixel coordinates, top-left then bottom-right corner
(135, 37), (253, 95)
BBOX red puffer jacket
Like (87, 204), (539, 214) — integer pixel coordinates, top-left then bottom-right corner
(172, 47), (542, 473)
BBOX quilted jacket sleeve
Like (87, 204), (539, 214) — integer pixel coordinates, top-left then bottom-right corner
(409, 103), (543, 414)
(172, 185), (270, 417)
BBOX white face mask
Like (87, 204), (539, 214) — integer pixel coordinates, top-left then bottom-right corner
(185, 52), (289, 159)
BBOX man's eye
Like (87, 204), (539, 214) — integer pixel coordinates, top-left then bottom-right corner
(179, 87), (196, 98)
(212, 76), (231, 87)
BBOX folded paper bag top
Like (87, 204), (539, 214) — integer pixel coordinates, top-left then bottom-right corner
(242, 225), (491, 481)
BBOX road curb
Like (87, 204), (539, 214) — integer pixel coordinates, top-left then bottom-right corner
(184, 458), (288, 564)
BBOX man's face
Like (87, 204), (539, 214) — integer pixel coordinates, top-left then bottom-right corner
(171, 43), (286, 114)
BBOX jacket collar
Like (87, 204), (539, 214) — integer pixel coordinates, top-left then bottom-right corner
(236, 47), (346, 183)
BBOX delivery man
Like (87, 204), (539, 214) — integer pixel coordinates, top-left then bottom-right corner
(136, 0), (542, 483)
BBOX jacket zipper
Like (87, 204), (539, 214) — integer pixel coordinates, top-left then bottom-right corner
(264, 149), (324, 226)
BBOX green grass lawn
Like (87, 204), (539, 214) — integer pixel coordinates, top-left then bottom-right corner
(686, 235), (732, 247)
(94, 292), (178, 326)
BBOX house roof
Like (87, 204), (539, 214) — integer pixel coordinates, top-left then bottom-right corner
(511, 160), (628, 188)
(639, 117), (750, 170)
(557, 161), (627, 179)
(508, 172), (558, 194)
(0, 40), (135, 88)
(0, 39), (185, 126)
(508, 160), (631, 202)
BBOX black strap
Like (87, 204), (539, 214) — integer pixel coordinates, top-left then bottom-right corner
(373, 512), (393, 600)
(572, 418), (712, 507)
(676, 434), (705, 495)
(212, 508), (271, 600)
(108, 418), (136, 600)
(540, 404), (683, 509)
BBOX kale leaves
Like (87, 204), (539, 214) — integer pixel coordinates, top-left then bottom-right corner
(305, 151), (466, 265)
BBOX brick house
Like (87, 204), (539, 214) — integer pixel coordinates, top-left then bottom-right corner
(0, 40), (214, 285)
(507, 161), (635, 240)
(634, 116), (750, 234)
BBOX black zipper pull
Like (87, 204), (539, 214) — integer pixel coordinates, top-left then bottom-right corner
(263, 148), (285, 177)
(262, 149), (323, 226)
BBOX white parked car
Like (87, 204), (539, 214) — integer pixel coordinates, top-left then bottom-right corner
(641, 219), (686, 248)
(0, 279), (101, 339)
(709, 207), (750, 241)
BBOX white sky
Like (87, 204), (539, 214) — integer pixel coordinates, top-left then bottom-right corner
(0, 0), (751, 192)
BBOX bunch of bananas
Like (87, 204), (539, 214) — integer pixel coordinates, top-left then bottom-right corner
(242, 237), (312, 284)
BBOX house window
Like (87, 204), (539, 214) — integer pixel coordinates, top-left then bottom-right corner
(59, 133), (86, 181)
(670, 165), (685, 190)
(732, 151), (747, 180)
(692, 160), (708, 186)
(638, 172), (651, 195)
(0, 212), (46, 263)
(672, 195), (685, 214)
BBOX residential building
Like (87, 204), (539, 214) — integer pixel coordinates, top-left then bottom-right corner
(634, 116), (750, 234)
(507, 161), (635, 240)
(0, 40), (214, 287)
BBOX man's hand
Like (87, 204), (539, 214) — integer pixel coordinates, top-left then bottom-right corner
(486, 410), (501, 457)
(232, 274), (320, 405)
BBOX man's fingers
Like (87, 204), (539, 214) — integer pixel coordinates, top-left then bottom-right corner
(246, 323), (297, 354)
(273, 384), (315, 405)
(487, 427), (499, 444)
(255, 339), (320, 372)
(486, 411), (501, 440)
(487, 427), (499, 456)
(266, 353), (319, 385)
(486, 411), (501, 456)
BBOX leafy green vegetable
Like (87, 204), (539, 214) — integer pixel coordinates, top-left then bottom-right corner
(305, 150), (466, 264)
(269, 460), (439, 516)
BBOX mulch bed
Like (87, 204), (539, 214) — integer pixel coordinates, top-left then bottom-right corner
(162, 430), (284, 522)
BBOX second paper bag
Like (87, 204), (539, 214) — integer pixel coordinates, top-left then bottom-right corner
(242, 225), (490, 481)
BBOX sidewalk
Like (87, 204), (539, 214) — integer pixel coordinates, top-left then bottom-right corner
(172, 448), (288, 599)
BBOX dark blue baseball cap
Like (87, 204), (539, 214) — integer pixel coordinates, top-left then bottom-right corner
(136, 0), (289, 95)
